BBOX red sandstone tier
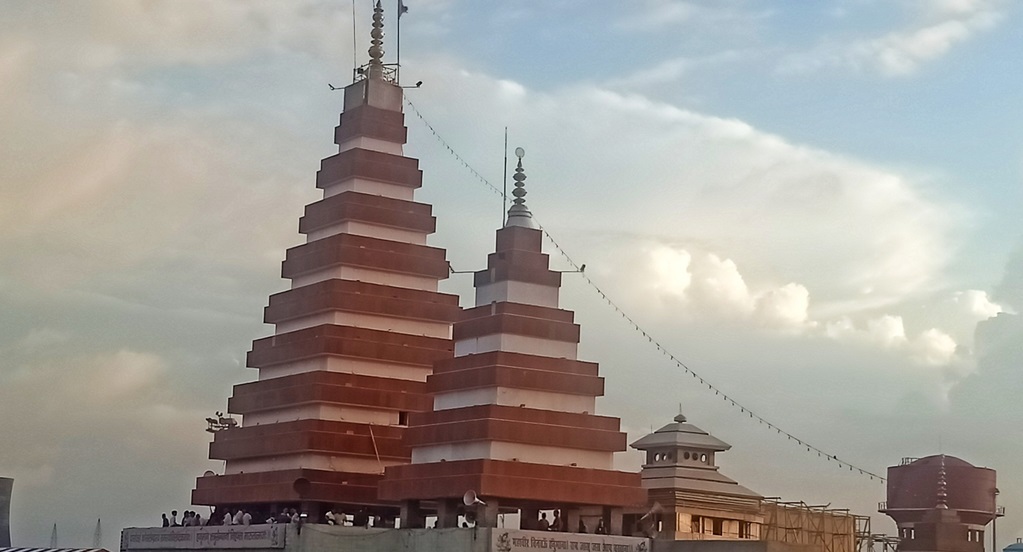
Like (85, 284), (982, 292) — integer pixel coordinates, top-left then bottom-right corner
(315, 148), (423, 190)
(333, 104), (408, 145)
(433, 351), (599, 376)
(227, 371), (432, 414)
(380, 459), (645, 507)
(263, 279), (459, 325)
(209, 418), (410, 462)
(281, 233), (450, 280)
(193, 468), (386, 507)
(299, 191), (437, 235)
(403, 405), (627, 451)
(246, 324), (452, 369)
(428, 350), (605, 396)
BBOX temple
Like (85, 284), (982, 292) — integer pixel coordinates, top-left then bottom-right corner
(191, 1), (459, 520)
(629, 413), (763, 540)
(378, 148), (646, 532)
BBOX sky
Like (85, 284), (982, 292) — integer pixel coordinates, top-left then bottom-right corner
(0, 0), (1021, 550)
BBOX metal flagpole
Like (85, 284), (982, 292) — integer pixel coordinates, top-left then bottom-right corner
(502, 127), (508, 226)
(396, 0), (400, 84)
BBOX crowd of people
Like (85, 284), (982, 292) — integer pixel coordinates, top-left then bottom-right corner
(160, 510), (205, 527)
(160, 506), (608, 533)
(159, 506), (380, 528)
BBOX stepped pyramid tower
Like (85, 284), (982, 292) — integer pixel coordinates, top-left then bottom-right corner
(192, 2), (459, 519)
(380, 149), (645, 533)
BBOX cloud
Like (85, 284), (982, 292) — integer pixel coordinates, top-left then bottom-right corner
(1, 0), (356, 70)
(953, 289), (1004, 318)
(754, 283), (812, 329)
(616, 0), (769, 34)
(909, 327), (958, 365)
(779, 0), (1003, 76)
(822, 313), (962, 367)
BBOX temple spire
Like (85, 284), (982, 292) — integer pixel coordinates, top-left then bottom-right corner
(367, 0), (385, 79)
(505, 147), (536, 228)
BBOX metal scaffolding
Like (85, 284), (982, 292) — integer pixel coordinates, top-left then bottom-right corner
(761, 498), (857, 552)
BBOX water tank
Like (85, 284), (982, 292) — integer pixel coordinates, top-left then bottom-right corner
(884, 455), (996, 526)
(0, 477), (12, 547)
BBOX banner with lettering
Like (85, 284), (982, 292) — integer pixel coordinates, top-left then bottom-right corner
(121, 525), (285, 550)
(492, 529), (649, 552)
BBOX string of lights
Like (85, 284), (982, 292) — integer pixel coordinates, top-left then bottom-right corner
(404, 97), (886, 483)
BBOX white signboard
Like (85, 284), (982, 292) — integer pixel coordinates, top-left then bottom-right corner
(492, 530), (649, 552)
(121, 525), (285, 550)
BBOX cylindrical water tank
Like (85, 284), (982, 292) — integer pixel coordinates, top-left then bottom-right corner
(885, 455), (996, 525)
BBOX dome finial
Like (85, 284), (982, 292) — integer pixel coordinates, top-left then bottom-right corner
(367, 0), (385, 79)
(505, 147), (537, 228)
(936, 454), (949, 509)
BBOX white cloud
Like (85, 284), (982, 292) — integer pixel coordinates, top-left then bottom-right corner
(689, 253), (755, 315)
(953, 289), (1004, 318)
(754, 283), (813, 329)
(650, 246), (692, 298)
(910, 327), (959, 365)
(860, 13), (999, 76)
(645, 246), (813, 331)
(867, 314), (909, 347)
(779, 0), (1003, 76)
(820, 313), (962, 367)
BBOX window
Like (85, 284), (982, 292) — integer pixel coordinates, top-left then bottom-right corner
(740, 522), (753, 539)
(398, 411), (409, 426)
(691, 516), (702, 533)
(901, 528), (915, 540)
(712, 518), (723, 536)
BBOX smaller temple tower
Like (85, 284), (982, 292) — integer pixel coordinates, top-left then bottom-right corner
(379, 148), (645, 533)
(880, 455), (1002, 552)
(629, 414), (762, 540)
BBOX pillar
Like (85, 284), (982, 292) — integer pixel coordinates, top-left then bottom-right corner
(521, 507), (539, 530)
(479, 499), (500, 529)
(566, 508), (582, 534)
(400, 500), (425, 529)
(0, 478), (11, 547)
(437, 498), (459, 529)
(605, 506), (623, 536)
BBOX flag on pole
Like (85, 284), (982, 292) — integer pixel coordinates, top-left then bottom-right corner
(399, 0), (408, 18)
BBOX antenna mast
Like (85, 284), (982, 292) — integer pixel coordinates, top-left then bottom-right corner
(502, 127), (508, 226)
(396, 0), (401, 84)
(351, 0), (358, 81)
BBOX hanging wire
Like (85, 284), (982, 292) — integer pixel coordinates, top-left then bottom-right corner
(403, 97), (886, 483)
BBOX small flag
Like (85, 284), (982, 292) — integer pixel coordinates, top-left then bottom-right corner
(399, 0), (409, 18)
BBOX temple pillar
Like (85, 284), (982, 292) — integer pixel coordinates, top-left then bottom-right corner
(605, 506), (624, 536)
(566, 508), (582, 534)
(521, 507), (539, 530)
(437, 498), (459, 528)
(479, 499), (500, 528)
(400, 500), (425, 529)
